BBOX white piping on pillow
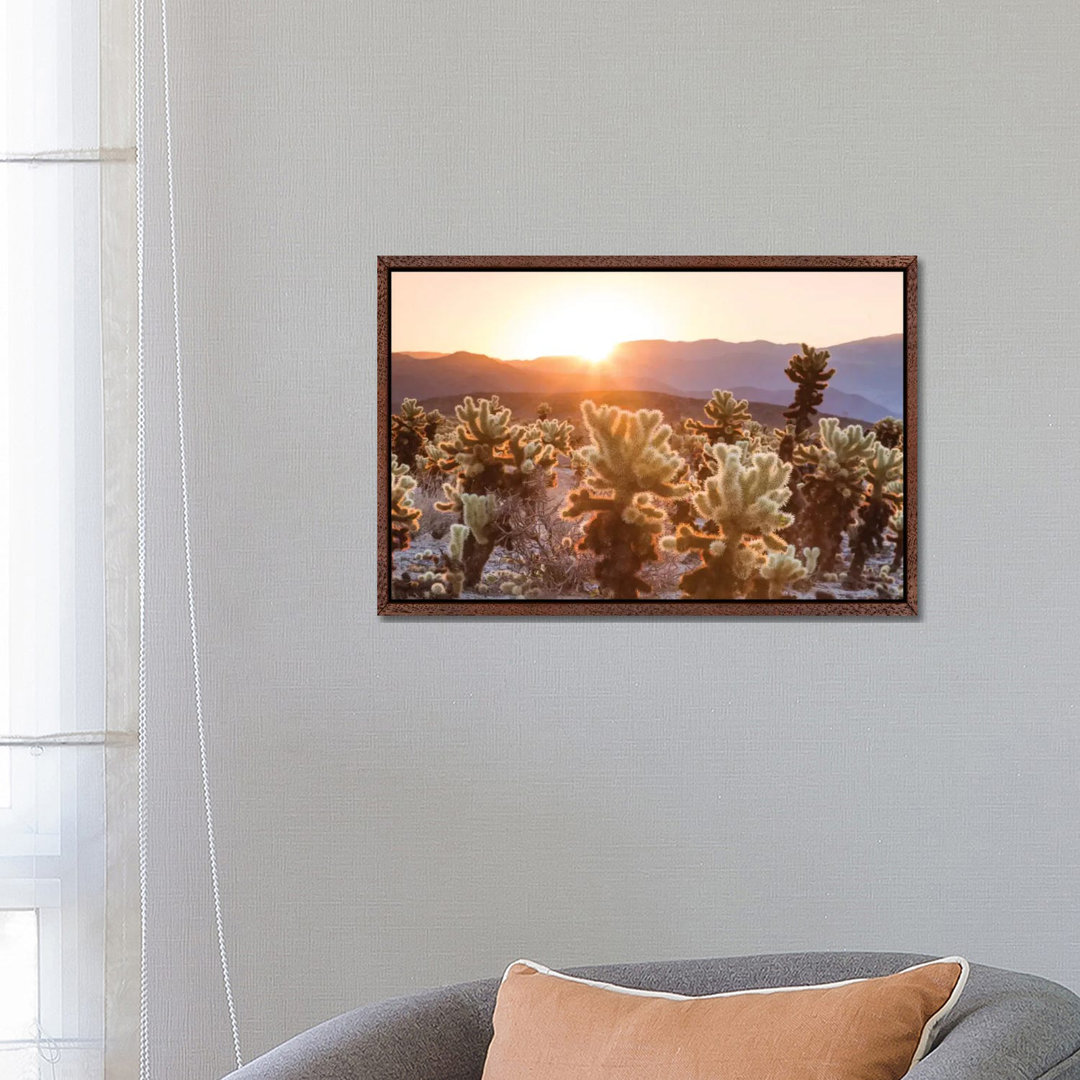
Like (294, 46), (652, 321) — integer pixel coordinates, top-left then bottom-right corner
(502, 956), (970, 1069)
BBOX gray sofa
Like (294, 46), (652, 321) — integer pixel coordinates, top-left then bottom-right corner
(224, 952), (1080, 1079)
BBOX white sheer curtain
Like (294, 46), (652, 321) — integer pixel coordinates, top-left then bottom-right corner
(1, 2), (137, 1078)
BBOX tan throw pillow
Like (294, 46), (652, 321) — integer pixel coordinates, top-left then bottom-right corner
(481, 957), (968, 1080)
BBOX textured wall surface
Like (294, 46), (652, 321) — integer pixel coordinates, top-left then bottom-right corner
(138, 2), (1080, 1076)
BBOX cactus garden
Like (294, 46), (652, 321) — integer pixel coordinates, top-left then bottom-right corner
(387, 359), (907, 603)
(383, 266), (911, 607)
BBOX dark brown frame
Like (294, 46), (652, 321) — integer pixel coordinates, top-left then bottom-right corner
(377, 255), (917, 617)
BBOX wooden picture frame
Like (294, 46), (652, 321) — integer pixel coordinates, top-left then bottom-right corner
(378, 256), (917, 616)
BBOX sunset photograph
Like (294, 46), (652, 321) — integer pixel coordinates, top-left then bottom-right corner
(380, 258), (914, 614)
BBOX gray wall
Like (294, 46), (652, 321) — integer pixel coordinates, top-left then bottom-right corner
(140, 2), (1080, 1076)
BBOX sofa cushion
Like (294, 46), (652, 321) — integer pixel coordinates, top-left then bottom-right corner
(481, 956), (968, 1080)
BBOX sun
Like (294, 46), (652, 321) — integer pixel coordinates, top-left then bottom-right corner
(514, 290), (662, 363)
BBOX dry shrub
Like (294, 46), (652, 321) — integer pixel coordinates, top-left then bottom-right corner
(411, 485), (456, 540)
(501, 489), (593, 597)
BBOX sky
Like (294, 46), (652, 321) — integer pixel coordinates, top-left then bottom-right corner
(391, 270), (904, 362)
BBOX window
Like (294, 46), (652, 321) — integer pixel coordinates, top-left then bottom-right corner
(2, 2), (113, 1077)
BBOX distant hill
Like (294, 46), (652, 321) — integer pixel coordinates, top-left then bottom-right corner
(417, 389), (863, 436)
(391, 334), (904, 421)
(392, 351), (680, 403)
(606, 335), (903, 415)
(391, 351), (534, 399)
(396, 351), (446, 360)
(728, 386), (895, 423)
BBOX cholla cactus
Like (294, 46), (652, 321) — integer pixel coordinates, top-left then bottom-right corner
(436, 396), (560, 495)
(428, 523), (468, 598)
(686, 390), (752, 444)
(760, 544), (820, 598)
(484, 565), (544, 599)
(412, 442), (443, 485)
(791, 417), (877, 573)
(569, 446), (589, 483)
(873, 416), (903, 449)
(392, 522), (469, 600)
(526, 417), (575, 456)
(663, 443), (794, 599)
(846, 443), (903, 586)
(434, 396), (561, 585)
(391, 398), (442, 470)
(536, 401), (552, 421)
(889, 508), (905, 573)
(453, 491), (499, 585)
(389, 454), (421, 551)
(783, 344), (835, 440)
(670, 430), (710, 484)
(460, 492), (496, 544)
(562, 401), (688, 598)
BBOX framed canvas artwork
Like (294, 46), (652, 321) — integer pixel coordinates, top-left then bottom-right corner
(378, 256), (916, 616)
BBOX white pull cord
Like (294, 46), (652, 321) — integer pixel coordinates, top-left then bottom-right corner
(135, 0), (244, 1070)
(134, 0), (151, 1074)
(159, 0), (244, 1067)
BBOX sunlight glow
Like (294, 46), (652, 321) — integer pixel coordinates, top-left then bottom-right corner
(391, 271), (905, 359)
(512, 290), (664, 363)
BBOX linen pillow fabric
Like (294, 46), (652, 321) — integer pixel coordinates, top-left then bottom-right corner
(481, 956), (969, 1080)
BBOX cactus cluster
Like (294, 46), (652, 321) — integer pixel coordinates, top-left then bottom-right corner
(562, 401), (687, 598)
(391, 398), (443, 470)
(873, 416), (903, 449)
(391, 522), (469, 599)
(434, 395), (565, 585)
(760, 544), (821, 599)
(685, 390), (752, 444)
(389, 454), (421, 551)
(889, 509), (905, 572)
(790, 417), (878, 572)
(845, 442), (903, 586)
(389, 340), (905, 603)
(663, 443), (794, 598)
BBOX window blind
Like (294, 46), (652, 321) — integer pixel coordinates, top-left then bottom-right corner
(1, 2), (138, 1077)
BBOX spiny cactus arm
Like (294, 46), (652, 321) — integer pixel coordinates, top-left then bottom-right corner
(662, 522), (714, 555)
(561, 487), (619, 519)
(448, 522), (468, 564)
(621, 494), (666, 532)
(460, 492), (497, 545)
(434, 478), (464, 514)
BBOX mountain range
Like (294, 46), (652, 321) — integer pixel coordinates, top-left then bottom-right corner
(391, 334), (903, 423)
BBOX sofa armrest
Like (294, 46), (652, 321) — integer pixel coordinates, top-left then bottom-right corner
(221, 980), (496, 1080)
(909, 967), (1080, 1080)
